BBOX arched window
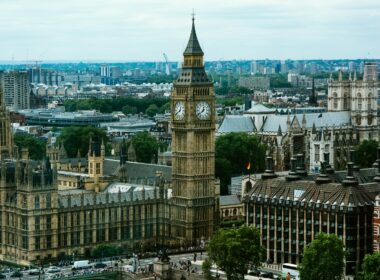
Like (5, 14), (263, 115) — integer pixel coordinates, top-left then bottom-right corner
(343, 93), (348, 110)
(368, 93), (372, 112)
(357, 93), (362, 110)
(333, 93), (338, 109)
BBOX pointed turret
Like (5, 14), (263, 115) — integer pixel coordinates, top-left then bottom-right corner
(312, 122), (317, 134)
(277, 125), (282, 136)
(183, 16), (204, 56)
(302, 113), (307, 129)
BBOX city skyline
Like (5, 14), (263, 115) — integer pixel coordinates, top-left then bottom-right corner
(1, 0), (380, 61)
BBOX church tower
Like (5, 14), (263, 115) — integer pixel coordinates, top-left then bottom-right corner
(171, 17), (217, 245)
(0, 86), (13, 159)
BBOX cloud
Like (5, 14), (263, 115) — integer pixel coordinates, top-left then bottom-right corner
(0, 0), (379, 61)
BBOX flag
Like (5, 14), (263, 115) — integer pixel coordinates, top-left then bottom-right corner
(246, 162), (251, 171)
(318, 113), (322, 118)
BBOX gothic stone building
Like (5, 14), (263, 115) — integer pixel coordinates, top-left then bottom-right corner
(244, 153), (380, 275)
(0, 19), (219, 266)
(218, 62), (379, 172)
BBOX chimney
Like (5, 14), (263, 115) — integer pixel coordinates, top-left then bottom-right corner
(350, 150), (360, 171)
(316, 161), (332, 184)
(295, 154), (307, 177)
(262, 156), (277, 179)
(342, 161), (358, 187)
(324, 152), (334, 174)
(286, 158), (300, 181)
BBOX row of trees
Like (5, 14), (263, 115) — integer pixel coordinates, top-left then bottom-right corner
(64, 97), (169, 116)
(204, 227), (380, 280)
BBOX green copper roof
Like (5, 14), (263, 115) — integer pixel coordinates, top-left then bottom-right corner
(183, 19), (204, 55)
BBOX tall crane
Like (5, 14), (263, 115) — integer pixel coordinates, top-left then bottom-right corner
(163, 53), (171, 75)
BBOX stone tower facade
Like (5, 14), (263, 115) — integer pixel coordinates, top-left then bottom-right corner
(0, 86), (13, 159)
(171, 18), (217, 245)
(328, 62), (379, 140)
(88, 139), (105, 191)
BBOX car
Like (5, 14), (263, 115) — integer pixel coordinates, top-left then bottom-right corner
(260, 271), (275, 278)
(28, 268), (40, 275)
(94, 262), (107, 269)
(248, 269), (261, 276)
(47, 266), (61, 273)
(11, 271), (23, 278)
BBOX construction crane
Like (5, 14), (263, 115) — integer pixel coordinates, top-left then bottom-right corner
(163, 53), (171, 75)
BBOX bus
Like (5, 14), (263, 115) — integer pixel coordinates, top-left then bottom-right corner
(282, 263), (299, 280)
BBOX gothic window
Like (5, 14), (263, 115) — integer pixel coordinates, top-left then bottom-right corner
(314, 145), (320, 163)
(245, 181), (252, 193)
(357, 93), (362, 110)
(368, 93), (372, 112)
(46, 194), (51, 208)
(35, 196), (40, 209)
(343, 93), (348, 110)
(356, 115), (361, 125)
(368, 115), (373, 125)
(333, 93), (338, 109)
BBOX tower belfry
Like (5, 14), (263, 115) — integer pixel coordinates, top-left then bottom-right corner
(171, 16), (217, 245)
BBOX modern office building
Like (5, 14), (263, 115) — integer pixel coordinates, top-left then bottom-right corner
(0, 71), (30, 110)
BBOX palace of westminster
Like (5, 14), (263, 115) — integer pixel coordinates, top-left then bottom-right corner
(0, 18), (380, 276)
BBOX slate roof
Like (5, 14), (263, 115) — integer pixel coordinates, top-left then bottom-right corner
(220, 195), (242, 206)
(245, 168), (380, 209)
(183, 19), (204, 55)
(218, 115), (256, 134)
(261, 111), (350, 133)
(104, 159), (172, 181)
(245, 103), (276, 114)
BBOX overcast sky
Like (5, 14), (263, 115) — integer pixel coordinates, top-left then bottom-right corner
(1, 0), (379, 62)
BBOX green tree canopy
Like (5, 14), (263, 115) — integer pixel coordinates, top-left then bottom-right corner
(131, 131), (158, 163)
(58, 126), (109, 158)
(92, 244), (123, 258)
(122, 105), (138, 115)
(64, 96), (169, 114)
(215, 133), (266, 195)
(299, 233), (345, 280)
(145, 104), (159, 117)
(207, 226), (265, 280)
(358, 252), (380, 280)
(14, 133), (46, 160)
(355, 140), (379, 168)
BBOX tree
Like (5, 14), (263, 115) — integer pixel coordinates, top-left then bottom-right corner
(58, 126), (109, 158)
(215, 133), (266, 195)
(131, 132), (158, 163)
(202, 258), (213, 280)
(299, 233), (345, 280)
(13, 133), (46, 160)
(145, 104), (159, 117)
(355, 140), (378, 168)
(358, 252), (380, 280)
(207, 226), (265, 280)
(92, 244), (123, 258)
(122, 105), (137, 115)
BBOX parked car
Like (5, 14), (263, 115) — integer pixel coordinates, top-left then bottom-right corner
(11, 271), (23, 278)
(28, 268), (40, 275)
(248, 269), (261, 276)
(260, 271), (275, 278)
(94, 262), (107, 269)
(47, 266), (61, 273)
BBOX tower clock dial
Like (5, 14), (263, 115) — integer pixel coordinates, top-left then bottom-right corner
(174, 101), (185, 120)
(195, 101), (210, 120)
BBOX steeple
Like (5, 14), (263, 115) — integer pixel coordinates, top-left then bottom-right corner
(183, 14), (204, 56)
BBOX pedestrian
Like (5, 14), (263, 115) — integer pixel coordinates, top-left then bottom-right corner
(286, 272), (291, 280)
(193, 253), (197, 262)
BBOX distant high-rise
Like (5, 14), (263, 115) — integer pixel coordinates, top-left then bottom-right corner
(0, 71), (30, 110)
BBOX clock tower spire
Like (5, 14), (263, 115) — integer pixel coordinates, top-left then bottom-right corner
(171, 17), (217, 245)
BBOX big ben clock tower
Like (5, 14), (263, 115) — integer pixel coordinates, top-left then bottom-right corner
(171, 16), (217, 245)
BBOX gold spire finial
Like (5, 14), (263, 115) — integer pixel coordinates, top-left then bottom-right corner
(191, 9), (195, 22)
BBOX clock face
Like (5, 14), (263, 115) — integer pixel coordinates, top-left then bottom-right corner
(196, 102), (211, 120)
(174, 101), (185, 120)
